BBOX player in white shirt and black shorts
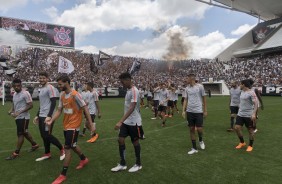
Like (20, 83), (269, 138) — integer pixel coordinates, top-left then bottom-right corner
(111, 72), (143, 173)
(228, 81), (241, 132)
(182, 74), (207, 155)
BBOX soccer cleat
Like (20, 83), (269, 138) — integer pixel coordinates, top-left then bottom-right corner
(235, 142), (246, 149)
(161, 123), (165, 127)
(52, 174), (66, 184)
(188, 148), (198, 155)
(28, 144), (39, 152)
(227, 128), (234, 132)
(5, 152), (19, 160)
(199, 141), (205, 150)
(60, 149), (65, 161)
(111, 164), (127, 172)
(168, 115), (172, 118)
(35, 153), (51, 161)
(76, 158), (89, 170)
(246, 146), (253, 152)
(151, 117), (157, 120)
(128, 164), (142, 172)
(254, 129), (258, 133)
(87, 134), (99, 143)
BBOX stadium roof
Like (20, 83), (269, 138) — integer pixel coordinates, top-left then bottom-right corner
(196, 0), (282, 21)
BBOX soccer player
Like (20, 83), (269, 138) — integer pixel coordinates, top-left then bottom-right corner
(6, 79), (39, 160)
(227, 81), (241, 132)
(111, 72), (142, 173)
(151, 83), (160, 120)
(145, 87), (153, 109)
(167, 83), (176, 118)
(139, 87), (145, 107)
(46, 75), (95, 184)
(85, 81), (101, 143)
(249, 79), (264, 133)
(79, 84), (89, 137)
(180, 84), (186, 106)
(234, 79), (258, 152)
(33, 72), (65, 162)
(158, 83), (169, 127)
(174, 86), (180, 113)
(182, 74), (207, 155)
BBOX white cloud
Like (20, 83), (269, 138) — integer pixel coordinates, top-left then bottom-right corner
(43, 6), (58, 19)
(0, 0), (28, 12)
(51, 0), (65, 4)
(231, 24), (256, 36)
(78, 26), (236, 59)
(50, 0), (210, 38)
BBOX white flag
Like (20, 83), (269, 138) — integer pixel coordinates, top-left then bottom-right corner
(58, 56), (74, 74)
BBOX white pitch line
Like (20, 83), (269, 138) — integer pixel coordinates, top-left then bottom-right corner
(0, 121), (186, 154)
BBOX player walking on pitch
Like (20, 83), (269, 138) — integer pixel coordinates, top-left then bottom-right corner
(182, 74), (207, 155)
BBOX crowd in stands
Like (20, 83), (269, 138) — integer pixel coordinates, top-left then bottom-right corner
(0, 47), (282, 89)
(1, 17), (47, 32)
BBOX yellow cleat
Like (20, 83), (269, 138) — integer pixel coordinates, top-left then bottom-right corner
(87, 134), (99, 143)
(246, 146), (253, 152)
(235, 142), (246, 149)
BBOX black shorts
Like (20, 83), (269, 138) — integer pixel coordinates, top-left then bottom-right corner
(153, 100), (159, 108)
(147, 96), (152, 101)
(167, 100), (174, 107)
(158, 105), (167, 112)
(181, 97), (185, 104)
(186, 112), (203, 127)
(119, 123), (140, 142)
(230, 106), (239, 114)
(90, 114), (96, 122)
(39, 116), (54, 134)
(235, 116), (254, 128)
(64, 130), (79, 148)
(16, 118), (29, 135)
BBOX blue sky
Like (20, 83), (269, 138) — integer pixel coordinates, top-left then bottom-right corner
(0, 0), (258, 59)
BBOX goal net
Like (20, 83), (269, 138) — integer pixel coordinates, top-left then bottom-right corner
(1, 81), (76, 105)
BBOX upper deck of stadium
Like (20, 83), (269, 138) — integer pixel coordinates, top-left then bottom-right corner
(196, 0), (282, 60)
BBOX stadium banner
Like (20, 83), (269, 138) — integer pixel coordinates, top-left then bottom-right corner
(261, 86), (282, 96)
(1, 86), (127, 100)
(0, 16), (75, 48)
(252, 17), (282, 44)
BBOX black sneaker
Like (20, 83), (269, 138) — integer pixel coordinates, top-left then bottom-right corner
(28, 144), (39, 152)
(5, 152), (19, 160)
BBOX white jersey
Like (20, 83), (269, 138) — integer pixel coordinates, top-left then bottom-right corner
(124, 86), (142, 126)
(229, 87), (241, 107)
(13, 90), (32, 120)
(159, 89), (169, 106)
(81, 91), (89, 104)
(153, 89), (160, 101)
(183, 84), (206, 113)
(251, 87), (260, 107)
(139, 89), (145, 99)
(174, 89), (179, 101)
(87, 89), (99, 115)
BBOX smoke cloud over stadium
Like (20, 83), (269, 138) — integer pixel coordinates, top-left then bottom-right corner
(162, 28), (192, 61)
(0, 29), (28, 45)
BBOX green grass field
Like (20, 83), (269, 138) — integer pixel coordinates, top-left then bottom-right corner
(0, 96), (282, 184)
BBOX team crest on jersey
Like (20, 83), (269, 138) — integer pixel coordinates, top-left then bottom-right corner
(54, 27), (71, 46)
